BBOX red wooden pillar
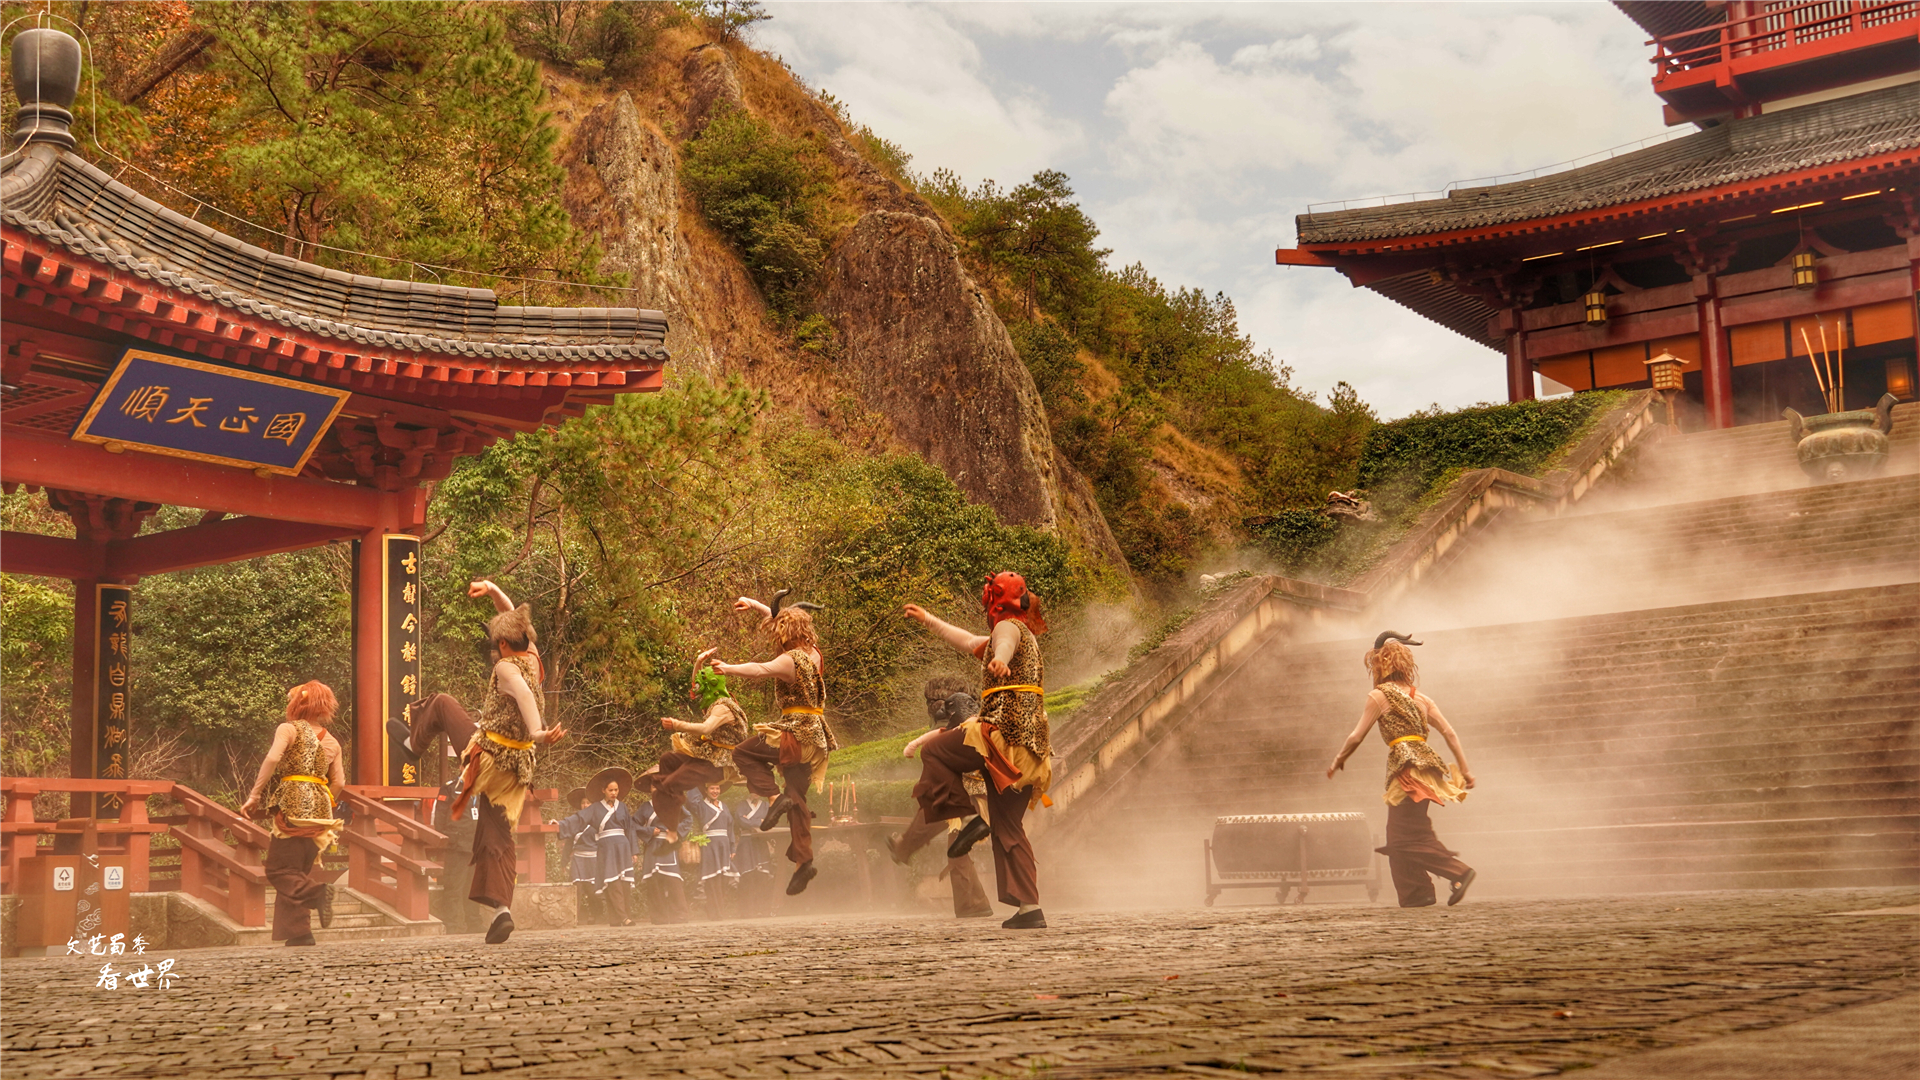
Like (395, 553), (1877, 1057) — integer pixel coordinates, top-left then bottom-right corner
(353, 529), (385, 785)
(1505, 317), (1535, 403)
(1695, 274), (1735, 429)
(69, 576), (105, 789)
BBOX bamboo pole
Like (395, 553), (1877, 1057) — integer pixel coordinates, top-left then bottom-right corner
(1818, 322), (1835, 412)
(1802, 327), (1830, 412)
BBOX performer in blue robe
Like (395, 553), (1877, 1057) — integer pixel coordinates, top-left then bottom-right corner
(554, 786), (600, 926)
(689, 783), (736, 920)
(635, 769), (690, 924)
(583, 767), (638, 927)
(732, 792), (776, 917)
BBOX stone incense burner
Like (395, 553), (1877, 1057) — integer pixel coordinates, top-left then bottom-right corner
(1783, 393), (1899, 484)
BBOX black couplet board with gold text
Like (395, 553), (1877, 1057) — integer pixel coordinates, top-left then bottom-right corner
(383, 536), (424, 787)
(93, 585), (132, 819)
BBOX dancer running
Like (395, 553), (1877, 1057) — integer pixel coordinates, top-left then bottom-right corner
(717, 591), (834, 896)
(448, 580), (566, 943)
(889, 679), (995, 918)
(902, 572), (1053, 930)
(652, 651), (748, 839)
(240, 681), (345, 946)
(1327, 632), (1478, 907)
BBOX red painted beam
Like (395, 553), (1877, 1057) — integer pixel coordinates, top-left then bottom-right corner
(108, 517), (362, 578)
(1274, 248), (1337, 267)
(0, 531), (100, 579)
(0, 427), (424, 531)
(1718, 269), (1913, 326)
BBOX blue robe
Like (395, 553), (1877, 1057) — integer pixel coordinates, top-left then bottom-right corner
(556, 806), (600, 886)
(636, 802), (691, 880)
(583, 799), (637, 886)
(732, 795), (774, 878)
(689, 793), (735, 881)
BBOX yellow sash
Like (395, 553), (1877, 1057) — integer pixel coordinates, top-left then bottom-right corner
(982, 684), (1043, 698)
(1389, 734), (1426, 746)
(780, 706), (823, 716)
(485, 730), (535, 751)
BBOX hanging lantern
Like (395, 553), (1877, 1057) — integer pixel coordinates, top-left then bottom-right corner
(1583, 290), (1608, 325)
(1792, 251), (1818, 290)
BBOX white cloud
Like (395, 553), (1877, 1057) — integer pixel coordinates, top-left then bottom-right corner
(763, 2), (1662, 416)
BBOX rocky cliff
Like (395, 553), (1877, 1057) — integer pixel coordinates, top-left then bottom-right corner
(557, 38), (1126, 571)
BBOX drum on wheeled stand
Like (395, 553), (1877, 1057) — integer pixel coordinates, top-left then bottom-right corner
(1203, 812), (1381, 905)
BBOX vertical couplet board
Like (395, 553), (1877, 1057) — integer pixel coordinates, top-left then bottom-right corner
(383, 535), (424, 787)
(93, 585), (132, 820)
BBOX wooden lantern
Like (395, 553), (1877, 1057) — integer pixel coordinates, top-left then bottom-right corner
(1583, 290), (1608, 325)
(1644, 351), (1686, 391)
(1792, 251), (1818, 290)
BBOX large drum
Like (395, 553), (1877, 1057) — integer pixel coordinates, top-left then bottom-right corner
(1204, 812), (1380, 905)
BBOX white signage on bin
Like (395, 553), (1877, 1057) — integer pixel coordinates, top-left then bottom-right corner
(104, 866), (124, 891)
(53, 866), (75, 891)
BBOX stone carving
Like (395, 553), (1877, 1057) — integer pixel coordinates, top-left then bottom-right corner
(1782, 393), (1898, 483)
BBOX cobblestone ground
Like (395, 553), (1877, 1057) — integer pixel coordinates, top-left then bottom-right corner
(3, 888), (1916, 1079)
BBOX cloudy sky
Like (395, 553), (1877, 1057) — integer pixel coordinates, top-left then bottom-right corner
(759, 2), (1667, 418)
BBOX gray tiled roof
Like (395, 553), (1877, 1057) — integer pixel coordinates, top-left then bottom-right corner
(1297, 81), (1920, 247)
(2, 149), (667, 364)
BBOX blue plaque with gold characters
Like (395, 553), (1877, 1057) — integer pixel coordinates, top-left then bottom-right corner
(71, 349), (350, 475)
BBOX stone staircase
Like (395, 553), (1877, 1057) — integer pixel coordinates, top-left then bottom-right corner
(249, 885), (442, 946)
(1054, 404), (1919, 904)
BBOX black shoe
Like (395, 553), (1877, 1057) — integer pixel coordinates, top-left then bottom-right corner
(286, 934), (316, 947)
(759, 794), (794, 832)
(946, 816), (990, 860)
(1001, 908), (1046, 929)
(316, 884), (336, 930)
(785, 862), (817, 895)
(885, 833), (912, 866)
(485, 910), (515, 944)
(1448, 868), (1476, 907)
(386, 718), (419, 765)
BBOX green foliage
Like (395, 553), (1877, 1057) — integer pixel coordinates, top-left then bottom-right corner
(682, 107), (832, 315)
(1245, 510), (1340, 575)
(0, 574), (73, 778)
(199, 0), (606, 294)
(505, 0), (668, 81)
(681, 0), (770, 41)
(1357, 392), (1624, 494)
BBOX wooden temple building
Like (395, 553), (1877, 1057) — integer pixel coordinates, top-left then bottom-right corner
(1277, 1), (1920, 427)
(0, 29), (666, 942)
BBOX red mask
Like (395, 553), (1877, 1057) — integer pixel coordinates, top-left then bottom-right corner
(981, 572), (1046, 634)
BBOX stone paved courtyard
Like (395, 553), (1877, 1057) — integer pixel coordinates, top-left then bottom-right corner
(3, 888), (1916, 1079)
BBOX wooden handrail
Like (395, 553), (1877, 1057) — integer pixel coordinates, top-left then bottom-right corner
(340, 789), (447, 847)
(171, 827), (267, 884)
(1649, 0), (1915, 70)
(337, 827), (437, 877)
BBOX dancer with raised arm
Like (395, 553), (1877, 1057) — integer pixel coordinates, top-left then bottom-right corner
(240, 681), (346, 946)
(1327, 632), (1478, 908)
(448, 580), (566, 943)
(717, 591), (834, 896)
(902, 572), (1053, 930)
(652, 651), (748, 839)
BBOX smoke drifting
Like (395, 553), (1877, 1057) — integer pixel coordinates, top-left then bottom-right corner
(1045, 411), (1920, 911)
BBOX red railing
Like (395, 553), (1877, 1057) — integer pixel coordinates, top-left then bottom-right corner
(3, 778), (555, 933)
(1649, 0), (1918, 74)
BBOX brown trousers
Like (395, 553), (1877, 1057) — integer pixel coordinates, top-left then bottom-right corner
(652, 751), (723, 832)
(1377, 798), (1473, 908)
(469, 794), (518, 910)
(913, 727), (1038, 907)
(265, 837), (326, 941)
(731, 735), (814, 866)
(410, 693), (477, 759)
(897, 807), (994, 917)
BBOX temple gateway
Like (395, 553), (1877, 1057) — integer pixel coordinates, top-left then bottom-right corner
(1277, 1), (1919, 428)
(1, 28), (665, 941)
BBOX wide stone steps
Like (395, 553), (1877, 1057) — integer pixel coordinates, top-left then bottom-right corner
(260, 886), (441, 944)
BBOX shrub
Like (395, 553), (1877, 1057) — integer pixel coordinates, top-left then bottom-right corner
(682, 108), (831, 315)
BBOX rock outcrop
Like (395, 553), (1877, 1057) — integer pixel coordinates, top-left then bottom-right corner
(681, 44), (744, 137)
(568, 92), (708, 371)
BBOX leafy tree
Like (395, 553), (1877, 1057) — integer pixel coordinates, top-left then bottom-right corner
(504, 0), (667, 81)
(683, 0), (770, 42)
(682, 106), (832, 315)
